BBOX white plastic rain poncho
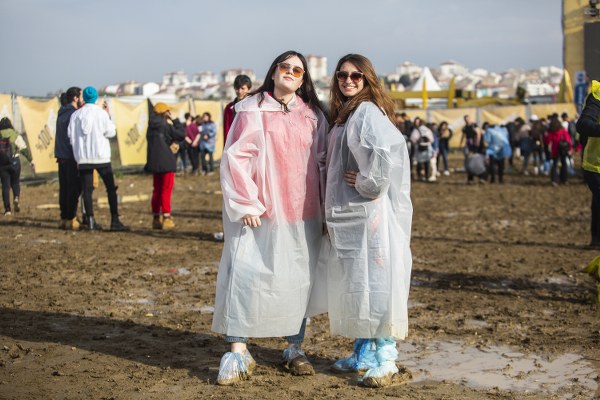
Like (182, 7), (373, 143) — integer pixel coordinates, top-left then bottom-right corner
(211, 92), (328, 338)
(324, 102), (413, 339)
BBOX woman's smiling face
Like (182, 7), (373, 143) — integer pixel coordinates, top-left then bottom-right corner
(338, 61), (364, 98)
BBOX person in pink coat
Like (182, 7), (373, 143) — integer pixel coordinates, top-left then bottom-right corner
(545, 115), (572, 185)
(211, 50), (329, 385)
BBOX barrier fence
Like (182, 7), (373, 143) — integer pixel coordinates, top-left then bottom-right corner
(0, 93), (577, 177)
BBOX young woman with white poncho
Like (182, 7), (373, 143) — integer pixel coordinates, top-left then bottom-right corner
(211, 50), (328, 386)
(324, 54), (413, 388)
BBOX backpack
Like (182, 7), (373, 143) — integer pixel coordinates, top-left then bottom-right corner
(0, 137), (12, 167)
(558, 139), (570, 156)
(417, 128), (430, 151)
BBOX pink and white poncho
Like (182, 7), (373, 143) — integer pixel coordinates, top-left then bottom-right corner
(212, 92), (328, 338)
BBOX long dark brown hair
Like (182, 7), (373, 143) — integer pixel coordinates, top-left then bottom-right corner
(250, 50), (326, 116)
(329, 54), (395, 126)
(548, 115), (563, 133)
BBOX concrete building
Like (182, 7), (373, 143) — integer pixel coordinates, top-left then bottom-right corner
(191, 71), (219, 89)
(439, 60), (468, 77)
(162, 71), (189, 88)
(135, 82), (160, 97)
(222, 69), (256, 85)
(306, 55), (327, 81)
(396, 61), (422, 80)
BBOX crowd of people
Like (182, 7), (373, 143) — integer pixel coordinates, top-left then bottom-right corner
(177, 111), (218, 176)
(395, 111), (578, 187)
(1, 50), (599, 390)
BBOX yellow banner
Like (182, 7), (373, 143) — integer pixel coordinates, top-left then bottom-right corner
(480, 106), (526, 126)
(193, 100), (224, 160)
(16, 96), (60, 173)
(111, 98), (149, 166)
(530, 103), (577, 120)
(0, 94), (12, 120)
(157, 100), (190, 123)
(430, 108), (477, 148)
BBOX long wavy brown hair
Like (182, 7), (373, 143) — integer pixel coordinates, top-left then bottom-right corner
(329, 54), (395, 127)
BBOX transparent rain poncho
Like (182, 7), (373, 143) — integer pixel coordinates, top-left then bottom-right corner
(483, 125), (512, 159)
(211, 93), (328, 338)
(323, 102), (413, 339)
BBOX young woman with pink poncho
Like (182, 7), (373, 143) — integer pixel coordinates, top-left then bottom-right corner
(211, 50), (329, 385)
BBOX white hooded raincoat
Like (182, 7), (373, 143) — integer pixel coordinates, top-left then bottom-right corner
(325, 102), (413, 339)
(212, 93), (328, 338)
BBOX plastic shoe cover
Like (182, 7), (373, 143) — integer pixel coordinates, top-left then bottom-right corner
(216, 351), (255, 386)
(331, 339), (378, 373)
(282, 346), (315, 376)
(361, 338), (399, 388)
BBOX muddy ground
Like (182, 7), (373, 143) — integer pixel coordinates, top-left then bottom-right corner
(0, 153), (599, 400)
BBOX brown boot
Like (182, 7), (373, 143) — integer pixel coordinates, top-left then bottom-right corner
(281, 346), (315, 376)
(162, 216), (175, 230)
(69, 218), (80, 230)
(58, 219), (67, 229)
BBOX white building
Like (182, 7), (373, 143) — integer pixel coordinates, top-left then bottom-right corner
(439, 60), (468, 77)
(191, 71), (219, 89)
(103, 84), (120, 95)
(307, 55), (327, 81)
(396, 61), (422, 80)
(471, 68), (490, 78)
(162, 71), (189, 88)
(135, 82), (160, 97)
(222, 69), (256, 85)
(523, 81), (558, 97)
(539, 66), (563, 78)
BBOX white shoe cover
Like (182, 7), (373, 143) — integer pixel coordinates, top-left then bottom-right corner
(361, 338), (399, 387)
(216, 351), (256, 385)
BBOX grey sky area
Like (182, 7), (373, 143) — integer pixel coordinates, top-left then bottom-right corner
(0, 0), (563, 96)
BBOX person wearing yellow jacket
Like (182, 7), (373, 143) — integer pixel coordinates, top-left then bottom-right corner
(576, 80), (600, 248)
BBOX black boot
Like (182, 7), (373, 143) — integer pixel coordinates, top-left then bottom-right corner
(110, 215), (129, 231)
(81, 213), (90, 228)
(87, 216), (102, 231)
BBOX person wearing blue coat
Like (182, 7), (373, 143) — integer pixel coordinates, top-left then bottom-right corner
(199, 112), (217, 175)
(483, 123), (512, 184)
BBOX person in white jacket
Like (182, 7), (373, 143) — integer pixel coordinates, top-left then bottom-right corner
(325, 54), (413, 388)
(68, 86), (128, 231)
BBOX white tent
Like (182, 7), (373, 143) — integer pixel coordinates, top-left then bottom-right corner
(411, 67), (441, 91)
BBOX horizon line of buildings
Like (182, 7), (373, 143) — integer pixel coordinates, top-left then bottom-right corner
(98, 56), (564, 104)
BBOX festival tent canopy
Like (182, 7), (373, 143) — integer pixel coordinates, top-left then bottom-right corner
(411, 67), (441, 92)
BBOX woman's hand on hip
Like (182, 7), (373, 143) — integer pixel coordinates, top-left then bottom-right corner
(344, 171), (358, 187)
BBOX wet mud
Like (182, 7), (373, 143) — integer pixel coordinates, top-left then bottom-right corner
(1, 153), (599, 399)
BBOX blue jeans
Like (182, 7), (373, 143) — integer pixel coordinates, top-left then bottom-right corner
(437, 140), (449, 171)
(224, 318), (307, 345)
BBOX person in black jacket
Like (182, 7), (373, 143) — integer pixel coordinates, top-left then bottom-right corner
(145, 102), (185, 230)
(55, 86), (83, 230)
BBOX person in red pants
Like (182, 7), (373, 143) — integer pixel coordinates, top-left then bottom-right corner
(145, 102), (185, 229)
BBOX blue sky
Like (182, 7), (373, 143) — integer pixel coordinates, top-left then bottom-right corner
(0, 0), (563, 96)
